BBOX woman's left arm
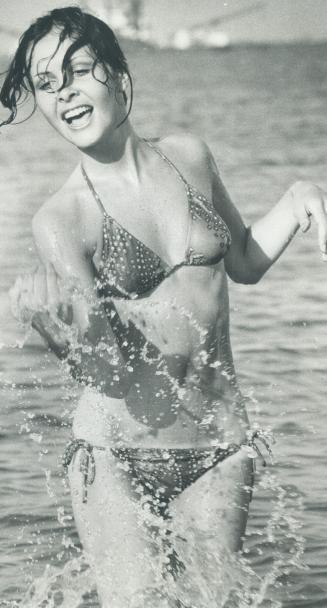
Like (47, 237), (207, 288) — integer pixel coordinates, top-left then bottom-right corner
(208, 150), (327, 284)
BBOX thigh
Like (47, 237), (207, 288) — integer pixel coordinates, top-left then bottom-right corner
(68, 450), (168, 607)
(146, 448), (255, 606)
(170, 447), (254, 553)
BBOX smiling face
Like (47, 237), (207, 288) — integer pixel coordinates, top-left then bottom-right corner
(30, 30), (127, 150)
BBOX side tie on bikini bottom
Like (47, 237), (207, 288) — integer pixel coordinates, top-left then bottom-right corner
(62, 438), (106, 503)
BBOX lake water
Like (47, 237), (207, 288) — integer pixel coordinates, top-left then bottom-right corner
(0, 42), (327, 607)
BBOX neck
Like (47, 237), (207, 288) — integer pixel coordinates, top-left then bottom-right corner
(80, 121), (143, 181)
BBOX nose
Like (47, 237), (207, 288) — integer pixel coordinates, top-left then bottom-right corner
(57, 85), (79, 103)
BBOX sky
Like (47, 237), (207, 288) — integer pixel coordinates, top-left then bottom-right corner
(2, 0), (327, 45)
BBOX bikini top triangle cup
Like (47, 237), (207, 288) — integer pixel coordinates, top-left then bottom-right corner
(81, 140), (232, 300)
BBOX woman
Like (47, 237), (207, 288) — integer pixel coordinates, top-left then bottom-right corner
(3, 6), (327, 607)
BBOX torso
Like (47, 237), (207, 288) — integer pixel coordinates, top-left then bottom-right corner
(83, 140), (231, 299)
(52, 135), (249, 447)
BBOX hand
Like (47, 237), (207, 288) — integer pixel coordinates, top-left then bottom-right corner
(9, 263), (73, 326)
(290, 181), (327, 260)
(9, 264), (75, 358)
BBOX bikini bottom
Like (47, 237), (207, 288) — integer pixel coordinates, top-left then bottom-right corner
(63, 432), (272, 517)
(110, 444), (242, 518)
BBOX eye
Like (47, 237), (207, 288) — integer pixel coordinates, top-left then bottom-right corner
(38, 80), (56, 93)
(72, 67), (91, 77)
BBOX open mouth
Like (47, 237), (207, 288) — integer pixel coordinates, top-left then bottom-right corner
(62, 105), (93, 128)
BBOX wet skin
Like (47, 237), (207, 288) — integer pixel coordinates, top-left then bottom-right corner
(31, 34), (126, 151)
(28, 33), (249, 448)
(25, 30), (327, 450)
(11, 24), (327, 607)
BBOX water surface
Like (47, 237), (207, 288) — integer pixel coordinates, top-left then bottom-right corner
(1, 43), (327, 606)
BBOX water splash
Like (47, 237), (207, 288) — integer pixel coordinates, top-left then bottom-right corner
(14, 466), (307, 608)
(21, 555), (97, 608)
(1, 276), (308, 607)
(249, 472), (307, 608)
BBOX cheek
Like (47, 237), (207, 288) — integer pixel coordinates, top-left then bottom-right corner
(36, 101), (63, 133)
(86, 76), (114, 109)
(36, 95), (56, 120)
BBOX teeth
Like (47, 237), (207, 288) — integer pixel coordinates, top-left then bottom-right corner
(64, 105), (92, 121)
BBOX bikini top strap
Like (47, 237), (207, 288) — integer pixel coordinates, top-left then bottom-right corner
(144, 139), (189, 188)
(81, 141), (189, 215)
(81, 163), (107, 216)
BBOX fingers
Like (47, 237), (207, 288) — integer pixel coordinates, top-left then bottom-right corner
(46, 263), (73, 324)
(9, 273), (35, 323)
(45, 263), (60, 314)
(33, 265), (47, 308)
(297, 205), (311, 233)
(308, 195), (327, 258)
(10, 264), (58, 324)
(294, 182), (327, 260)
(18, 274), (34, 311)
(10, 263), (74, 326)
(9, 278), (23, 321)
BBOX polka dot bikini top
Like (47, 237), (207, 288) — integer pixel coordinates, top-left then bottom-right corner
(81, 140), (232, 300)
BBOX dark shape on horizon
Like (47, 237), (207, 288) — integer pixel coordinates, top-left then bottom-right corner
(172, 0), (266, 50)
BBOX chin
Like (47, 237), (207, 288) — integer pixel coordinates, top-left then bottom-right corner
(62, 123), (116, 151)
(57, 128), (103, 150)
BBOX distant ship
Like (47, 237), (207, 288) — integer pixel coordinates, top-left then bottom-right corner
(172, 1), (265, 50)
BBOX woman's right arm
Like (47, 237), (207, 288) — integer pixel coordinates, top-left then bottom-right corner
(17, 206), (131, 398)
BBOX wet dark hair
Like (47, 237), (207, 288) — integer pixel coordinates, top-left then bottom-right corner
(0, 6), (133, 128)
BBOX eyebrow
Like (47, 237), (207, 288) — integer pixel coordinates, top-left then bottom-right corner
(32, 71), (54, 82)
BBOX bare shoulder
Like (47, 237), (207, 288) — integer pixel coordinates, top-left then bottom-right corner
(150, 132), (215, 196)
(156, 132), (213, 187)
(32, 166), (87, 259)
(33, 167), (80, 228)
